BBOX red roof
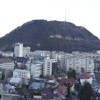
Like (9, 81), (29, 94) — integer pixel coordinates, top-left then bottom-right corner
(54, 86), (66, 96)
(59, 78), (74, 87)
(80, 73), (92, 79)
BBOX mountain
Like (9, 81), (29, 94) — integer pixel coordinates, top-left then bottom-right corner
(0, 20), (100, 52)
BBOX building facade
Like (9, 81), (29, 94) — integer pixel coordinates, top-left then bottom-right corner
(43, 58), (57, 76)
(65, 54), (94, 73)
(30, 61), (43, 78)
(13, 69), (30, 79)
(23, 47), (30, 57)
(14, 43), (23, 57)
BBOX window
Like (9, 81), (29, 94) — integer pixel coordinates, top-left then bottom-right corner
(89, 61), (91, 64)
(47, 62), (50, 66)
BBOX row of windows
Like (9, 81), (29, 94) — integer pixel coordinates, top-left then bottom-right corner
(18, 74), (25, 77)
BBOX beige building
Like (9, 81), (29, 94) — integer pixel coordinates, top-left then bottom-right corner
(65, 53), (95, 73)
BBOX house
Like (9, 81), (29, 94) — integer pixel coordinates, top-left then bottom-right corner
(80, 73), (93, 86)
(9, 77), (22, 87)
(13, 69), (30, 79)
(29, 80), (45, 91)
(59, 77), (74, 93)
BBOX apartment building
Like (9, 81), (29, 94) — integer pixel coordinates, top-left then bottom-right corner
(13, 69), (30, 79)
(0, 58), (14, 70)
(14, 43), (23, 57)
(30, 61), (43, 78)
(65, 54), (94, 73)
(23, 47), (30, 57)
(43, 58), (57, 76)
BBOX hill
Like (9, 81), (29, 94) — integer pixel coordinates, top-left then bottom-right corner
(0, 20), (100, 52)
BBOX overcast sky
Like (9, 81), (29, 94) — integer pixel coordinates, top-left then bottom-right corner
(0, 0), (100, 39)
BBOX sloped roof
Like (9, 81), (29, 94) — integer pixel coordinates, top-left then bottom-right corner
(80, 73), (92, 79)
(54, 86), (66, 96)
(29, 82), (45, 90)
(41, 89), (54, 99)
(9, 77), (22, 84)
(59, 78), (74, 87)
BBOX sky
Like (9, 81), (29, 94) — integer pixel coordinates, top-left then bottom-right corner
(0, 0), (100, 38)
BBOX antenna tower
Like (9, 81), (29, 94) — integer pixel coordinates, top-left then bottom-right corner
(65, 9), (66, 22)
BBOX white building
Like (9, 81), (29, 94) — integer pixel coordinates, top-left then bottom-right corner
(23, 47), (30, 57)
(0, 58), (14, 70)
(80, 73), (93, 85)
(65, 55), (94, 73)
(30, 61), (43, 78)
(0, 62), (14, 70)
(43, 58), (57, 76)
(0, 61), (14, 71)
(13, 69), (30, 79)
(30, 50), (50, 59)
(0, 84), (3, 92)
(0, 51), (13, 57)
(14, 43), (23, 57)
(32, 50), (50, 57)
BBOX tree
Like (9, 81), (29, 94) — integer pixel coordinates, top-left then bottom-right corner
(14, 62), (18, 69)
(1, 70), (5, 80)
(67, 68), (72, 78)
(71, 69), (76, 79)
(77, 82), (93, 100)
(67, 68), (76, 79)
(67, 82), (71, 98)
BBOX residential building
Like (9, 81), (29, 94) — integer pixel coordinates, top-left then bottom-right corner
(80, 73), (93, 85)
(0, 51), (13, 57)
(23, 47), (30, 57)
(14, 43), (23, 57)
(0, 62), (14, 71)
(65, 55), (94, 73)
(43, 58), (57, 76)
(94, 60), (100, 71)
(30, 61), (43, 78)
(13, 69), (30, 79)
(32, 50), (50, 57)
(0, 58), (14, 70)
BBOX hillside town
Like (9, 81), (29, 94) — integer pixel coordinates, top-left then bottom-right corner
(0, 42), (100, 100)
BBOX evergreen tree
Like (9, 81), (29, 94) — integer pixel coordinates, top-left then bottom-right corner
(78, 82), (93, 100)
(71, 69), (76, 79)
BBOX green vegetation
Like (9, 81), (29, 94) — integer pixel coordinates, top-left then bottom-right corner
(0, 20), (100, 52)
(77, 82), (93, 100)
